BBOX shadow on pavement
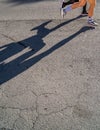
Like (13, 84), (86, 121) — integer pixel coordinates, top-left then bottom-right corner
(0, 17), (95, 85)
(5, 0), (52, 5)
(0, 20), (51, 64)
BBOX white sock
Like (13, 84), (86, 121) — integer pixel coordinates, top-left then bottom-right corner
(88, 17), (93, 21)
(63, 5), (72, 13)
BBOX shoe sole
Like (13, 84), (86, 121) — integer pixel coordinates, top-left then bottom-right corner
(88, 22), (98, 26)
(60, 8), (64, 18)
(81, 14), (88, 16)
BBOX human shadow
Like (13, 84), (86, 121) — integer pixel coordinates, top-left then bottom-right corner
(0, 20), (51, 64)
(0, 16), (83, 64)
(0, 23), (95, 85)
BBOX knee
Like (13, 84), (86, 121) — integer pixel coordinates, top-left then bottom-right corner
(79, 0), (86, 7)
(89, 0), (96, 7)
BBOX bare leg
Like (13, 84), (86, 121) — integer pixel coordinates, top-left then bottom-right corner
(71, 0), (86, 9)
(88, 0), (96, 17)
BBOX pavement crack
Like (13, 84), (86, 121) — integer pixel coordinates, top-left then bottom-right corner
(1, 33), (17, 42)
(0, 106), (32, 111)
(38, 92), (57, 97)
(0, 128), (13, 130)
(38, 105), (74, 117)
(1, 33), (31, 49)
(0, 106), (20, 111)
(31, 115), (39, 129)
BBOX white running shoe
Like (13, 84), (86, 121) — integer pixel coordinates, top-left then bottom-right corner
(60, 8), (66, 18)
(88, 19), (98, 26)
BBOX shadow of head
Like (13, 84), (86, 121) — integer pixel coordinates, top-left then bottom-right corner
(31, 20), (52, 32)
(20, 20), (52, 52)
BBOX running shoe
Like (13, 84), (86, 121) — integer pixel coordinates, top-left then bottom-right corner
(88, 19), (98, 26)
(60, 8), (66, 18)
(81, 11), (88, 16)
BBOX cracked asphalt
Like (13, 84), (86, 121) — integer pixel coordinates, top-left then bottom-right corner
(0, 0), (100, 130)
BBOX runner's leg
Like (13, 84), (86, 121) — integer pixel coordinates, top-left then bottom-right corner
(71, 0), (86, 9)
(88, 0), (96, 17)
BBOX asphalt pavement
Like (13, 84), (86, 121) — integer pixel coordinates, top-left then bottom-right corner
(0, 1), (100, 130)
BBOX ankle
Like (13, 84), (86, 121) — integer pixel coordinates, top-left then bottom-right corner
(88, 17), (93, 21)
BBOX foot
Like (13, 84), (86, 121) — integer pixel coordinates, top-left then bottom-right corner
(60, 8), (66, 18)
(81, 11), (88, 16)
(88, 19), (98, 26)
